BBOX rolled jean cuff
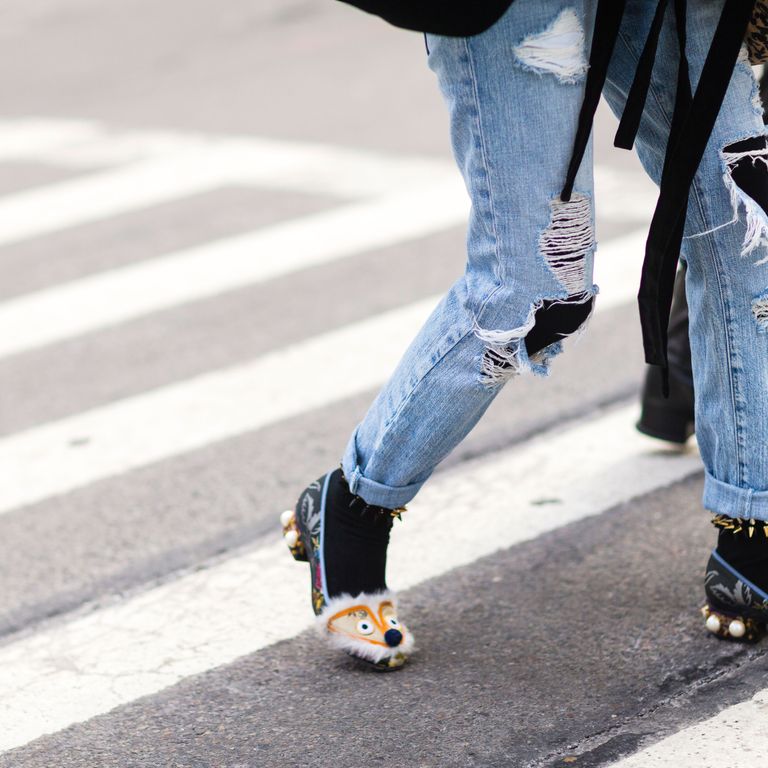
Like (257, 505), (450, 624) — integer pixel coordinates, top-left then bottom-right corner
(703, 470), (768, 521)
(341, 439), (423, 509)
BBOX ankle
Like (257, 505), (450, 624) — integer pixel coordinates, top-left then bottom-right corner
(339, 465), (407, 522)
(712, 514), (768, 588)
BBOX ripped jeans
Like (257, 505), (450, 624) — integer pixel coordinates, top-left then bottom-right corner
(342, 0), (768, 520)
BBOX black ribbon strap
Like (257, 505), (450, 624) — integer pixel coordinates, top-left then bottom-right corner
(636, 0), (691, 395)
(562, 0), (627, 201)
(638, 0), (755, 375)
(614, 0), (670, 151)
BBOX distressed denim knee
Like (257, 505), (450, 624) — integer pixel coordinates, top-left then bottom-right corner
(472, 192), (598, 387)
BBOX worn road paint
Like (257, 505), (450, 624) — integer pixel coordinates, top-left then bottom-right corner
(0, 185), (469, 358)
(0, 404), (700, 753)
(607, 688), (768, 768)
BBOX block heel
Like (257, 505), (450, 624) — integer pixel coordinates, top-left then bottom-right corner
(703, 546), (768, 644)
(280, 509), (308, 562)
(635, 405), (694, 444)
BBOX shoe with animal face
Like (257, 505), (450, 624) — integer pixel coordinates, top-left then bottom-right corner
(702, 516), (768, 642)
(280, 468), (413, 670)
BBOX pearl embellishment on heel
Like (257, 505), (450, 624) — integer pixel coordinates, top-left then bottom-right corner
(727, 618), (746, 638)
(705, 614), (722, 634)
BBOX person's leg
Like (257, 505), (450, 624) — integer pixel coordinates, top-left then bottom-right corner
(342, 0), (599, 510)
(604, 1), (768, 638)
(284, 0), (601, 668)
(636, 70), (768, 446)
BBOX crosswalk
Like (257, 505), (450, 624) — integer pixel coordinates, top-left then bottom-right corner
(0, 117), (761, 766)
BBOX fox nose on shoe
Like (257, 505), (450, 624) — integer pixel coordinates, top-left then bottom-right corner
(384, 629), (403, 647)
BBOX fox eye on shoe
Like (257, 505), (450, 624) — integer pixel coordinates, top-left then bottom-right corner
(356, 619), (375, 635)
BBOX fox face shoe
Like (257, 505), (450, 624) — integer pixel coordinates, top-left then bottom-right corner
(702, 515), (768, 643)
(320, 593), (414, 669)
(280, 468), (412, 671)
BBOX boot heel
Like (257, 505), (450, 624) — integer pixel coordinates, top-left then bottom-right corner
(636, 406), (694, 444)
(701, 604), (763, 643)
(280, 509), (308, 562)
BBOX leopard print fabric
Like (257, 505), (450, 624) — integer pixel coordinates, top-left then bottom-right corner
(747, 1), (768, 65)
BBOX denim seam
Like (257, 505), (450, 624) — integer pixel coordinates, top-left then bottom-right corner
(463, 36), (503, 318)
(736, 54), (764, 119)
(694, 212), (745, 484)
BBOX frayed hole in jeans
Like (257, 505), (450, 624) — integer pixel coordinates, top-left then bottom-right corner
(513, 8), (588, 84)
(474, 291), (596, 387)
(752, 289), (768, 332)
(722, 136), (768, 265)
(539, 193), (595, 293)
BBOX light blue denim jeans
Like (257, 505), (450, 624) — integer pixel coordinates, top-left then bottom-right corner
(342, 0), (768, 520)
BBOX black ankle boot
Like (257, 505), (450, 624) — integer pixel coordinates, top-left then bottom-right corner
(280, 467), (413, 670)
(702, 515), (768, 642)
(637, 267), (695, 444)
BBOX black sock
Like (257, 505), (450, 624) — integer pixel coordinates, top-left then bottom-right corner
(715, 516), (768, 591)
(323, 469), (394, 598)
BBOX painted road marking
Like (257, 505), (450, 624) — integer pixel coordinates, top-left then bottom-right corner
(607, 689), (768, 768)
(0, 297), (438, 514)
(0, 118), (655, 248)
(0, 227), (647, 519)
(0, 183), (469, 358)
(0, 120), (102, 162)
(0, 157), (236, 247)
(0, 404), (700, 752)
(0, 217), (645, 361)
(0, 119), (457, 236)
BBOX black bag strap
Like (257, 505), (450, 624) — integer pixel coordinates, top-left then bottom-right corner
(335, 0), (512, 37)
(562, 0), (627, 201)
(614, 0), (671, 151)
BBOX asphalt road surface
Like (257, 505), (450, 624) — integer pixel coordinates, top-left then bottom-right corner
(1, 2), (767, 766)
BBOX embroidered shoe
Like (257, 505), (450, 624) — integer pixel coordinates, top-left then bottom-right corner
(702, 515), (768, 642)
(280, 467), (413, 670)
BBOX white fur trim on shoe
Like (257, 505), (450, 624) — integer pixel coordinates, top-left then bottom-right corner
(316, 591), (414, 664)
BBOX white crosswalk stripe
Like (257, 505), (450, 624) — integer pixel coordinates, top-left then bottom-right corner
(607, 690), (768, 768)
(0, 120), (102, 162)
(0, 297), (436, 514)
(0, 185), (470, 358)
(0, 404), (700, 752)
(0, 157), (239, 247)
(0, 118), (459, 203)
